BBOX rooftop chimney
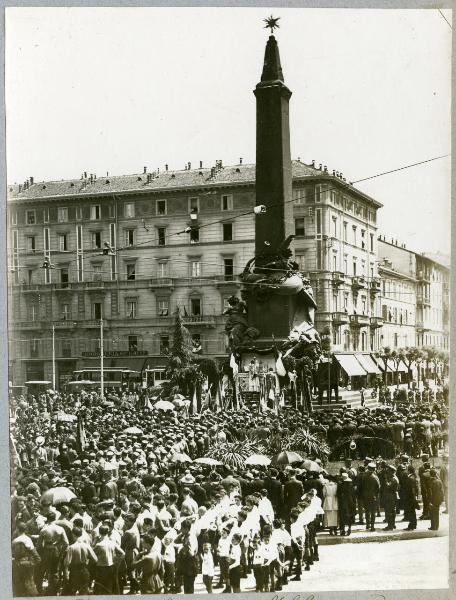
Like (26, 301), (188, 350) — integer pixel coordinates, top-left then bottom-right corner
(211, 167), (216, 178)
(319, 163), (322, 170)
(165, 164), (168, 171)
(324, 165), (328, 173)
(332, 170), (336, 176)
(298, 157), (301, 162)
(143, 166), (147, 174)
(199, 161), (203, 169)
(240, 158), (243, 164)
(188, 162), (191, 170)
(30, 177), (34, 185)
(84, 171), (87, 178)
(312, 160), (315, 167)
(90, 174), (93, 183)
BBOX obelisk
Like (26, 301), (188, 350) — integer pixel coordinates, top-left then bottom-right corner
(245, 17), (296, 341)
(254, 17), (294, 256)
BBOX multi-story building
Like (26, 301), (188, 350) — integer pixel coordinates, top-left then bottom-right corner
(377, 237), (449, 351)
(7, 160), (384, 389)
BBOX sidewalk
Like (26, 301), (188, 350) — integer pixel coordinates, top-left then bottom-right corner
(318, 510), (449, 545)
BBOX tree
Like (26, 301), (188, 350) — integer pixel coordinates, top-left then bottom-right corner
(165, 309), (204, 412)
(390, 348), (401, 389)
(377, 346), (392, 386)
(401, 347), (423, 389)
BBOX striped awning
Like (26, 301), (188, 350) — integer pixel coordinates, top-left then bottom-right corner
(356, 354), (381, 375)
(334, 354), (367, 377)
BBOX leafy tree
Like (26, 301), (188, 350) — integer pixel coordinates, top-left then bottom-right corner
(376, 346), (391, 385)
(165, 308), (204, 412)
(206, 440), (259, 470)
(400, 347), (423, 389)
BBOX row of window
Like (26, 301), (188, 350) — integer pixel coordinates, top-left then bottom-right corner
(12, 195), (235, 226)
(294, 215), (375, 251)
(292, 185), (377, 223)
(381, 304), (414, 324)
(16, 220), (235, 255)
(26, 292), (238, 323)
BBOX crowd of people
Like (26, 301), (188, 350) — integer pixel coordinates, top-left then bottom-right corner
(10, 383), (449, 596)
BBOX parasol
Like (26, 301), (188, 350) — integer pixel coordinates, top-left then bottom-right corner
(245, 454), (271, 466)
(170, 453), (193, 464)
(55, 412), (77, 423)
(123, 426), (143, 435)
(271, 450), (303, 466)
(194, 457), (223, 466)
(154, 400), (175, 411)
(173, 393), (187, 400)
(41, 486), (76, 505)
(302, 459), (322, 472)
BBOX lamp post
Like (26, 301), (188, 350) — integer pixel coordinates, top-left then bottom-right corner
(100, 319), (104, 399)
(52, 324), (56, 390)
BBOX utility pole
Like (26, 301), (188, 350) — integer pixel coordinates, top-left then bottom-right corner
(52, 324), (56, 390)
(100, 319), (104, 399)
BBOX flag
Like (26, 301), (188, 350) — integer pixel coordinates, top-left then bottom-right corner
(192, 387), (198, 414)
(76, 411), (86, 454)
(230, 353), (239, 377)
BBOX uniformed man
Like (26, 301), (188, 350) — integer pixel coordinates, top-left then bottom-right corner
(361, 463), (380, 532)
(383, 466), (399, 530)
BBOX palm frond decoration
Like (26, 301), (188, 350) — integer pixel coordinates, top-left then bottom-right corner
(286, 427), (330, 460)
(206, 440), (259, 471)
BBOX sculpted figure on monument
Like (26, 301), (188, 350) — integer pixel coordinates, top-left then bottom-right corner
(223, 295), (259, 349)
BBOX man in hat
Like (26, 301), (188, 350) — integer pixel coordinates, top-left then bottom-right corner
(383, 466), (399, 530)
(284, 470), (304, 524)
(440, 454), (449, 514)
(428, 468), (445, 531)
(418, 456), (431, 519)
(362, 463), (380, 532)
(402, 465), (418, 530)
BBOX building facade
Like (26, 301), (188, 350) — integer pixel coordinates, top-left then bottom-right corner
(8, 161), (385, 388)
(377, 237), (449, 351)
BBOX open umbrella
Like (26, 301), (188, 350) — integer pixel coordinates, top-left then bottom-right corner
(194, 457), (223, 466)
(170, 453), (193, 464)
(55, 412), (77, 423)
(271, 450), (303, 466)
(123, 426), (143, 435)
(302, 459), (322, 472)
(154, 400), (175, 411)
(41, 487), (76, 505)
(173, 393), (187, 400)
(245, 454), (271, 466)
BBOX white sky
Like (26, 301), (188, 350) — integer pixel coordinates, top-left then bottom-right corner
(5, 7), (452, 255)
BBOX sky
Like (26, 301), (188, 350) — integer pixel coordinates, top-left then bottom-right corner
(5, 7), (452, 255)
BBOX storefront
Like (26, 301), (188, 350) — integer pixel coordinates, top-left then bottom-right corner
(333, 353), (368, 390)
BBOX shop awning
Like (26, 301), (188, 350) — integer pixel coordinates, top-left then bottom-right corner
(372, 356), (392, 372)
(356, 354), (381, 375)
(334, 354), (367, 377)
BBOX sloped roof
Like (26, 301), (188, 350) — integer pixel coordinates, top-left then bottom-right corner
(7, 160), (381, 207)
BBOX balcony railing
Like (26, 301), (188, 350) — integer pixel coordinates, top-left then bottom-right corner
(332, 272), (346, 286)
(369, 278), (382, 294)
(182, 314), (216, 326)
(350, 314), (370, 327)
(416, 293), (431, 306)
(351, 276), (367, 290)
(149, 277), (175, 289)
(370, 316), (384, 329)
(332, 311), (350, 325)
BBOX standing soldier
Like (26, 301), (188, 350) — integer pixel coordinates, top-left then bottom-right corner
(403, 465), (419, 530)
(383, 466), (399, 530)
(428, 469), (445, 531)
(440, 455), (449, 514)
(418, 456), (431, 520)
(361, 463), (380, 532)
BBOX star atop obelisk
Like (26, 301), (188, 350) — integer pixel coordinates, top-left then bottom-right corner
(263, 15), (281, 35)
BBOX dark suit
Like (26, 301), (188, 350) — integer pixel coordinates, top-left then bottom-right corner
(428, 476), (444, 530)
(265, 477), (283, 512)
(361, 471), (380, 530)
(283, 478), (304, 516)
(383, 475), (399, 529)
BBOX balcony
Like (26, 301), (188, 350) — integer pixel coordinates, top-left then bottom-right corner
(84, 280), (107, 292)
(351, 276), (367, 290)
(182, 314), (216, 327)
(332, 311), (350, 325)
(370, 316), (384, 329)
(416, 320), (431, 332)
(369, 277), (382, 295)
(416, 293), (431, 307)
(332, 272), (346, 286)
(350, 314), (370, 327)
(14, 320), (43, 330)
(213, 274), (240, 287)
(149, 277), (175, 289)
